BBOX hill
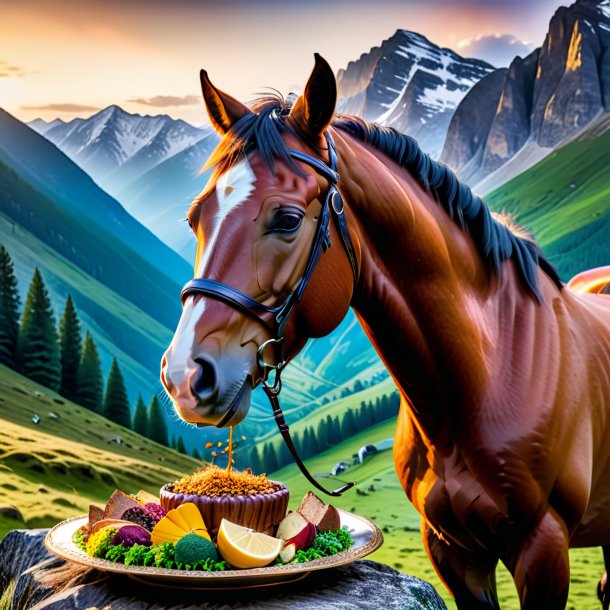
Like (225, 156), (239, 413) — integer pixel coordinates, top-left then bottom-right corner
(0, 364), (200, 540)
(0, 108), (191, 287)
(486, 115), (610, 281)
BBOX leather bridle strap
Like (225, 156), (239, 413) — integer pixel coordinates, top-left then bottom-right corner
(267, 390), (354, 497)
(180, 131), (357, 496)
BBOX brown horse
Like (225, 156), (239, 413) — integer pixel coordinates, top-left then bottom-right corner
(161, 56), (610, 609)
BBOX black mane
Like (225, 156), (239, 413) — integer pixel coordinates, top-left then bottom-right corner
(209, 98), (562, 301)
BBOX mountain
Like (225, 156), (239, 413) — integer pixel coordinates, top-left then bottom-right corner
(486, 110), (610, 282)
(29, 105), (208, 196)
(441, 0), (610, 191)
(0, 108), (191, 311)
(337, 30), (494, 157)
(29, 106), (218, 259)
(116, 134), (219, 260)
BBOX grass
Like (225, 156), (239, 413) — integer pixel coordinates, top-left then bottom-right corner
(486, 127), (610, 282)
(0, 364), (201, 539)
(256, 376), (397, 449)
(271, 419), (605, 610)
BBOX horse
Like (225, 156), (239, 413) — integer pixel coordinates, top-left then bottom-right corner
(160, 55), (610, 610)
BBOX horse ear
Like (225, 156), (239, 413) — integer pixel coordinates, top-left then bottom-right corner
(291, 53), (337, 138)
(200, 69), (252, 135)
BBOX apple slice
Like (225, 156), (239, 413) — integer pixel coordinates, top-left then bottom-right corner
(276, 511), (316, 550)
(279, 543), (296, 563)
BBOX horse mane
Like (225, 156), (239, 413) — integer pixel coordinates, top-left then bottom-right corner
(205, 96), (562, 301)
(332, 117), (563, 301)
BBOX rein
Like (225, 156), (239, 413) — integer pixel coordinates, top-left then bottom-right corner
(181, 132), (358, 496)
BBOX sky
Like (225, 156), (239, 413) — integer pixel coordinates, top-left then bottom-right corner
(1, 0), (570, 125)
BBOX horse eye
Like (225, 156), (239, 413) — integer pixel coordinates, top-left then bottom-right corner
(187, 218), (193, 229)
(270, 210), (303, 234)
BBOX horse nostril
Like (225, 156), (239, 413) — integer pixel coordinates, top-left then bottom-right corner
(191, 355), (219, 402)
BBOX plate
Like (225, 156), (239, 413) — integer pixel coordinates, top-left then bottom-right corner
(44, 508), (384, 589)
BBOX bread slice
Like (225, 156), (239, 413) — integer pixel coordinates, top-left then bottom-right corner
(297, 491), (341, 531)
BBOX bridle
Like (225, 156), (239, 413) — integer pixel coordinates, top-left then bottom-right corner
(180, 132), (359, 496)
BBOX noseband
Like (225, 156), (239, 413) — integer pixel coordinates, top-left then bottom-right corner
(180, 132), (358, 496)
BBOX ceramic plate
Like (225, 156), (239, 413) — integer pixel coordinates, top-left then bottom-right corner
(44, 508), (384, 589)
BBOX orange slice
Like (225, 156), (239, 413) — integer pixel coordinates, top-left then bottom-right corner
(217, 519), (282, 569)
(151, 502), (211, 544)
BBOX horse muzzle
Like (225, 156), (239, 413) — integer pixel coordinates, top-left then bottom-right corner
(161, 349), (255, 428)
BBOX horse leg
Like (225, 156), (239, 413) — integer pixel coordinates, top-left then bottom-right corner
(504, 510), (570, 610)
(422, 522), (500, 610)
(598, 546), (610, 610)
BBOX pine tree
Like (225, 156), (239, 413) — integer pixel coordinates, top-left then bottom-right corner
(77, 331), (104, 412)
(0, 245), (20, 368)
(308, 425), (319, 457)
(325, 415), (336, 445)
(58, 295), (82, 401)
(316, 418), (329, 452)
(341, 408), (357, 439)
(132, 394), (148, 436)
(192, 447), (202, 461)
(332, 416), (341, 443)
(147, 396), (169, 446)
(176, 436), (187, 454)
(17, 268), (60, 390)
(301, 428), (312, 459)
(278, 439), (291, 469)
(292, 431), (302, 456)
(102, 358), (131, 428)
(263, 443), (279, 473)
(249, 445), (263, 474)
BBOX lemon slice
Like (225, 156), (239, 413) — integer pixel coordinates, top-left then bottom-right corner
(217, 519), (283, 569)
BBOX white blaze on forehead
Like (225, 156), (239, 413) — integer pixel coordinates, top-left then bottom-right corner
(168, 296), (206, 384)
(196, 158), (256, 277)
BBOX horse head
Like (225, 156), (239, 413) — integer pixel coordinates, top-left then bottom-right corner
(161, 55), (359, 428)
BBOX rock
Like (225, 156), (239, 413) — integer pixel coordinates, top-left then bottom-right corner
(440, 68), (508, 181)
(441, 0), (610, 186)
(0, 504), (25, 522)
(0, 529), (447, 610)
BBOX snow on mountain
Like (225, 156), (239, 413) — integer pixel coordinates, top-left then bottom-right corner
(27, 117), (66, 135)
(28, 105), (207, 198)
(337, 30), (494, 157)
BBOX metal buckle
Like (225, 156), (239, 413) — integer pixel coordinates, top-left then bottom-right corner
(256, 337), (284, 395)
(330, 189), (344, 215)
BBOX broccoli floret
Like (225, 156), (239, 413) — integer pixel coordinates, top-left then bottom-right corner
(290, 527), (354, 563)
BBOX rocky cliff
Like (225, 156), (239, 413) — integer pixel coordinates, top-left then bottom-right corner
(441, 0), (610, 189)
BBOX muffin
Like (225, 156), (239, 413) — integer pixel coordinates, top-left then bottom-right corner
(160, 466), (289, 535)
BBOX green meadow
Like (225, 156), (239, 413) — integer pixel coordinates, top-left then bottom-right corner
(0, 364), (199, 539)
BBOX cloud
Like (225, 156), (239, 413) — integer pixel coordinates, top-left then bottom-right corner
(127, 95), (200, 107)
(0, 60), (28, 78)
(457, 34), (535, 67)
(21, 103), (101, 112)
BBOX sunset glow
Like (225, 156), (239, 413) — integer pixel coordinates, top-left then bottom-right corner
(2, 0), (567, 124)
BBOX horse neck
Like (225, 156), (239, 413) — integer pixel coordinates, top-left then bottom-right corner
(336, 133), (502, 443)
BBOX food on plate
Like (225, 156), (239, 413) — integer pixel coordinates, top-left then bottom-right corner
(151, 502), (211, 544)
(160, 466), (289, 534)
(85, 526), (120, 558)
(111, 525), (152, 548)
(121, 504), (166, 531)
(71, 482), (354, 572)
(175, 532), (219, 565)
(216, 518), (283, 569)
(276, 511), (316, 550)
(297, 491), (341, 531)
